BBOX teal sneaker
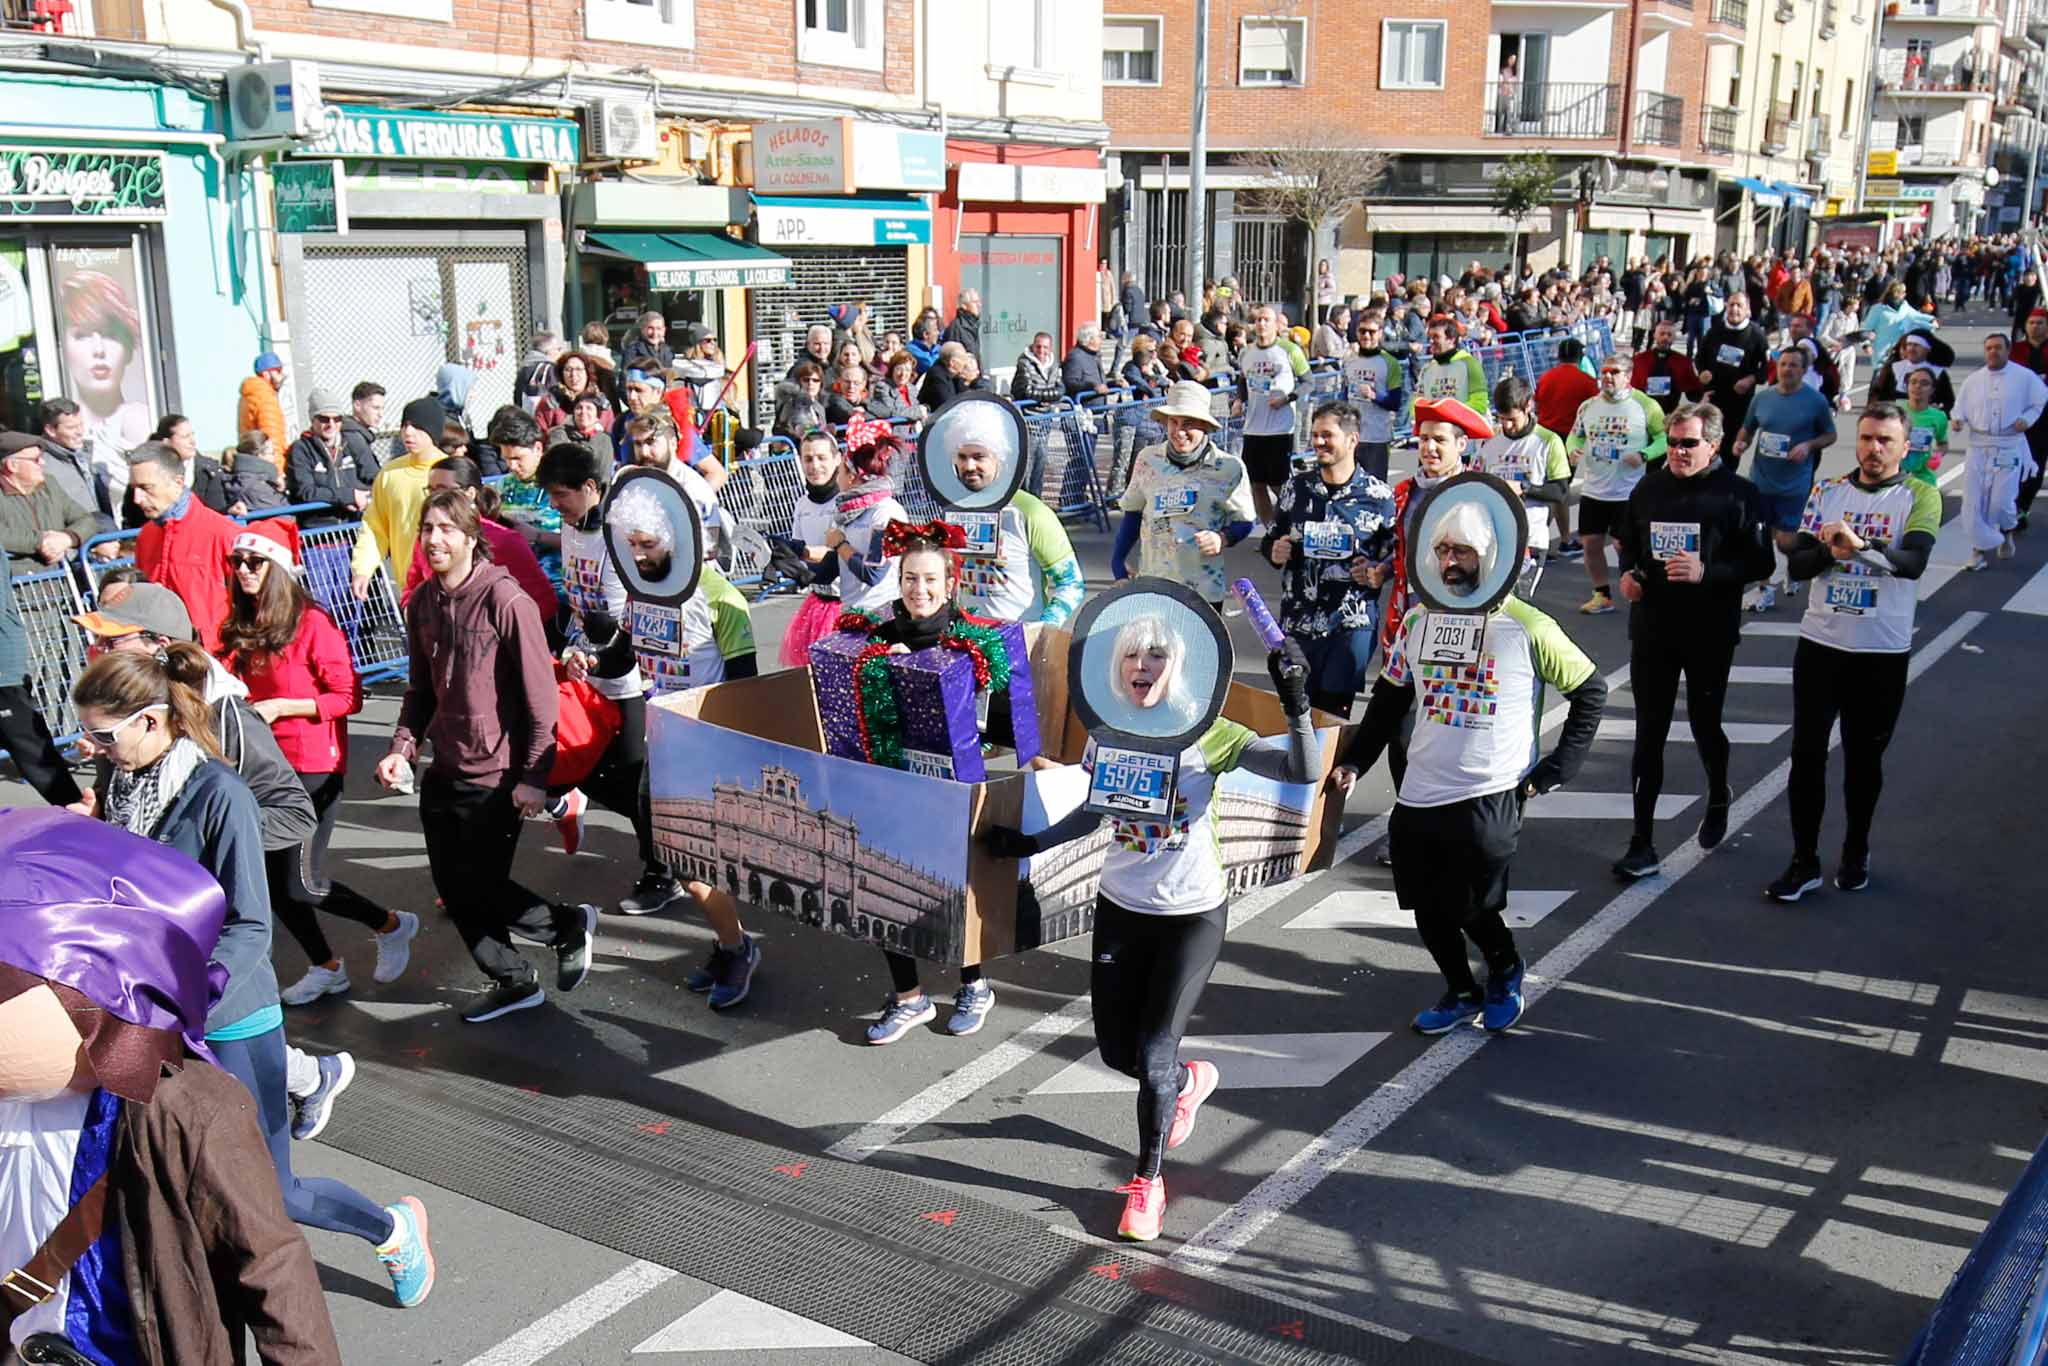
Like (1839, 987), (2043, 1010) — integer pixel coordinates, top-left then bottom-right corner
(1413, 991), (1482, 1035)
(378, 1196), (435, 1308)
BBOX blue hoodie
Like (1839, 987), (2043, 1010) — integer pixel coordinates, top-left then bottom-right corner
(435, 362), (478, 428)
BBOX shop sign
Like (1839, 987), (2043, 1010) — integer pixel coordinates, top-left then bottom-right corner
(649, 261), (791, 290)
(954, 162), (1108, 204)
(756, 198), (932, 246)
(0, 147), (165, 219)
(753, 120), (853, 195)
(1866, 177), (1905, 200)
(1867, 149), (1900, 176)
(296, 104), (579, 165)
(273, 159), (347, 234)
(852, 125), (945, 191)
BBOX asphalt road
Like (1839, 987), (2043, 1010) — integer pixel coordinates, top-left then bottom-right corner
(6, 307), (2047, 1366)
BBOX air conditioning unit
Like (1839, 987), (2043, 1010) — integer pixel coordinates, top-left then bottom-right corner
(1775, 0), (1797, 19)
(592, 99), (658, 161)
(227, 60), (323, 141)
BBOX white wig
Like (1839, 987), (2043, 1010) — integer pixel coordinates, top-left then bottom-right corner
(605, 483), (675, 555)
(1431, 500), (1500, 581)
(933, 399), (1019, 474)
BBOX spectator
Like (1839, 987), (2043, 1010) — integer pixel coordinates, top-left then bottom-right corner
(341, 380), (387, 481)
(287, 388), (373, 519)
(1062, 323), (1122, 401)
(775, 361), (829, 439)
(534, 352), (609, 436)
(669, 323), (725, 411)
(238, 351), (289, 456)
(433, 362), (478, 436)
(1140, 299), (1172, 343)
(945, 289), (983, 361)
(1011, 332), (1065, 406)
(350, 395), (448, 601)
(128, 440), (244, 653)
(132, 413), (233, 524)
(1312, 305), (1351, 360)
(784, 323), (836, 383)
(1122, 335), (1170, 400)
(0, 560), (84, 804)
(1194, 308), (1233, 374)
(223, 429), (289, 515)
(868, 352), (921, 422)
(620, 310), (674, 373)
(1118, 270), (1146, 333)
(1, 428), (98, 573)
(908, 308), (944, 373)
(826, 366), (884, 425)
(515, 329), (564, 413)
(828, 301), (878, 366)
(35, 396), (103, 524)
(549, 393), (616, 465)
(918, 341), (974, 409)
(1533, 338), (1600, 441)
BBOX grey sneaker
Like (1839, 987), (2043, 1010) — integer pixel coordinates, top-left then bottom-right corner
(866, 994), (936, 1045)
(556, 904), (599, 992)
(372, 911), (420, 984)
(707, 935), (760, 1011)
(946, 979), (995, 1036)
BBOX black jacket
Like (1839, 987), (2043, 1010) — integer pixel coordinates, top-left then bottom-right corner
(1696, 320), (1770, 419)
(1062, 345), (1109, 398)
(1614, 460), (1775, 647)
(944, 309), (982, 360)
(285, 432), (371, 518)
(339, 417), (385, 483)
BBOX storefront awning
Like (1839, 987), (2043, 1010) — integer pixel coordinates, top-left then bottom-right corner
(583, 231), (792, 290)
(1769, 181), (1817, 209)
(1733, 176), (1784, 207)
(751, 194), (932, 247)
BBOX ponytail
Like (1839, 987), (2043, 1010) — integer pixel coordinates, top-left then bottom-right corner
(432, 455), (503, 521)
(72, 645), (221, 759)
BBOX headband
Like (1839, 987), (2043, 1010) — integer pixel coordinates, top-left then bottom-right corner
(844, 412), (893, 454)
(881, 518), (966, 559)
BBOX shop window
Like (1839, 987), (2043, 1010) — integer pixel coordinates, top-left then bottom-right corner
(1240, 17), (1306, 87)
(0, 236), (161, 455)
(311, 0), (453, 19)
(1104, 18), (1163, 85)
(957, 235), (1064, 363)
(798, 0), (883, 72)
(1380, 19), (1445, 91)
(585, 0), (694, 47)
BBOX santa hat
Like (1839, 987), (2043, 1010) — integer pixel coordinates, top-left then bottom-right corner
(232, 520), (300, 573)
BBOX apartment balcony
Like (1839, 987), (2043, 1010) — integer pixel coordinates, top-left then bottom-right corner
(1878, 64), (1998, 97)
(1701, 103), (1741, 154)
(1710, 0), (1750, 26)
(1483, 81), (1620, 139)
(1760, 101), (1801, 156)
(1892, 143), (1987, 169)
(1883, 0), (2000, 23)
(1641, 0), (1695, 32)
(0, 0), (146, 39)
(1999, 79), (2041, 113)
(1633, 90), (1685, 145)
(2032, 1), (2048, 42)
(1820, 1), (1839, 34)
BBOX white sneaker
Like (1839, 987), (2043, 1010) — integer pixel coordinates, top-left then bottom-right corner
(373, 910), (421, 984)
(1968, 551), (1991, 572)
(281, 962), (350, 1006)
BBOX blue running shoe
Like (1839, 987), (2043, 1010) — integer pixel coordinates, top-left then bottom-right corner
(1482, 960), (1526, 1033)
(1413, 991), (1482, 1035)
(378, 1196), (435, 1308)
(866, 994), (936, 1045)
(707, 934), (760, 1011)
(946, 978), (995, 1036)
(291, 1051), (354, 1142)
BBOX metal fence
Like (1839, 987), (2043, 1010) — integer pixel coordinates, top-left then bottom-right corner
(1904, 1130), (2048, 1365)
(9, 566), (90, 748)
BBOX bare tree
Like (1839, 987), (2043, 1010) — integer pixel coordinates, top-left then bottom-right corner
(1241, 128), (1391, 323)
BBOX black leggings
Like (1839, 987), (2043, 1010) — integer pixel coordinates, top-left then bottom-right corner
(1629, 632), (1737, 840)
(267, 770), (388, 967)
(883, 951), (981, 994)
(1390, 791), (1522, 997)
(1090, 896), (1228, 1180)
(211, 1027), (393, 1245)
(1789, 639), (1909, 862)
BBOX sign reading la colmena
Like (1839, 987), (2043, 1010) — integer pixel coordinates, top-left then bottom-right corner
(296, 105), (580, 166)
(0, 147), (166, 219)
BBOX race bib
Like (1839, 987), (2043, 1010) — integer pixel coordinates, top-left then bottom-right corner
(956, 511), (1002, 557)
(1646, 375), (1672, 397)
(1649, 521), (1700, 561)
(1908, 427), (1934, 451)
(906, 749), (957, 781)
(1418, 612), (1487, 666)
(1994, 452), (2024, 471)
(1152, 484), (1200, 518)
(1086, 746), (1178, 819)
(1303, 520), (1355, 559)
(632, 602), (682, 657)
(1823, 574), (1878, 614)
(1716, 343), (1745, 367)
(1758, 432), (1792, 460)
(1592, 441), (1624, 463)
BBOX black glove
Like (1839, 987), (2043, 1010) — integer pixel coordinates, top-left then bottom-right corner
(1268, 638), (1311, 719)
(582, 609), (619, 647)
(983, 825), (1039, 860)
(1522, 756), (1563, 799)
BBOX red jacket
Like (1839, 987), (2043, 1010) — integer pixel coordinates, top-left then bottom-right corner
(402, 516), (557, 624)
(1631, 349), (1704, 414)
(137, 497), (241, 654)
(230, 604), (361, 775)
(1534, 364), (1599, 443)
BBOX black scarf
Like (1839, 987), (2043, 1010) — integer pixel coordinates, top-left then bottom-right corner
(885, 602), (959, 652)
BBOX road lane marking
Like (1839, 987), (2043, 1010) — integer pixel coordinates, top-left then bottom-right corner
(462, 1260), (679, 1366)
(633, 1290), (870, 1352)
(2002, 556), (2048, 614)
(1287, 888), (1573, 932)
(1030, 1032), (1390, 1095)
(1168, 610), (1986, 1272)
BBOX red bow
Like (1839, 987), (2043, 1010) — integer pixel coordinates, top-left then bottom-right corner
(880, 519), (967, 558)
(845, 412), (891, 453)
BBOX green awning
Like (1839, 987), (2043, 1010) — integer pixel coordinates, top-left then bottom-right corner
(584, 231), (791, 290)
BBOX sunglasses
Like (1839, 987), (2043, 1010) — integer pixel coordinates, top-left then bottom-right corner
(1668, 437), (1711, 450)
(230, 553), (271, 570)
(84, 704), (165, 747)
(313, 415), (343, 426)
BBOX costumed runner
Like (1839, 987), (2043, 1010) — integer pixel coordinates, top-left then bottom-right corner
(0, 809), (343, 1365)
(984, 580), (1318, 1241)
(1333, 473), (1608, 1035)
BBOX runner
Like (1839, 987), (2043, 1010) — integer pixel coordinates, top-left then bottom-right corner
(1410, 316), (1491, 420)
(943, 400), (1085, 629)
(1472, 375), (1570, 591)
(1341, 309), (1405, 482)
(1333, 483), (1607, 1035)
(1694, 291), (1770, 461)
(1566, 351), (1667, 615)
(1951, 331), (2047, 571)
(1902, 367), (1950, 486)
(777, 428), (850, 666)
(1731, 345), (1836, 611)
(1767, 402), (1941, 901)
(1232, 305), (1300, 529)
(1610, 401), (1774, 877)
(1261, 400), (1398, 717)
(1112, 380), (1256, 609)
(1632, 319), (1705, 416)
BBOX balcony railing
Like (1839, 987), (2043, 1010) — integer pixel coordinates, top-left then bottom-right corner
(1702, 104), (1741, 153)
(1483, 81), (1620, 138)
(1762, 101), (1799, 155)
(1894, 143), (1976, 165)
(0, 0), (145, 39)
(1887, 0), (1989, 16)
(1634, 91), (1685, 145)
(1712, 0), (1750, 22)
(1881, 64), (1996, 92)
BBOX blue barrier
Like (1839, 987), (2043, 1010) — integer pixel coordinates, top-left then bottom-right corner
(1904, 1131), (2048, 1365)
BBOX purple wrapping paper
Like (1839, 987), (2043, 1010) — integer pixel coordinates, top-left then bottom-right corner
(991, 620), (1041, 765)
(809, 629), (878, 763)
(890, 647), (988, 784)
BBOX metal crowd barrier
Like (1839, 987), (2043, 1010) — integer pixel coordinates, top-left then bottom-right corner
(7, 565), (91, 749)
(1904, 1130), (2048, 1364)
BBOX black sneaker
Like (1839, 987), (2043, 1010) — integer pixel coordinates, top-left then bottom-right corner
(1612, 837), (1661, 880)
(1765, 857), (1824, 904)
(619, 874), (685, 917)
(1697, 788), (1732, 850)
(1835, 851), (1870, 892)
(463, 977), (544, 1024)
(556, 903), (599, 992)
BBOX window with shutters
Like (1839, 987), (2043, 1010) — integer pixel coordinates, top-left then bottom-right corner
(1103, 17), (1163, 85)
(1380, 19), (1444, 90)
(1239, 17), (1306, 87)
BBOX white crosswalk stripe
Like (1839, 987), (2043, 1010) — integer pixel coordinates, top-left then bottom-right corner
(1031, 1032), (1391, 1095)
(1522, 792), (1698, 820)
(1596, 719), (1789, 744)
(633, 1290), (872, 1353)
(1286, 889), (1574, 932)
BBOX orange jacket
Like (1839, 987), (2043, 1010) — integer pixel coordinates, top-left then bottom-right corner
(237, 376), (287, 456)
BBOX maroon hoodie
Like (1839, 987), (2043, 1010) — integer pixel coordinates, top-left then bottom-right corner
(390, 559), (557, 786)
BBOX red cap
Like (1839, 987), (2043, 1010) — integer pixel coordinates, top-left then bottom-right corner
(2029, 308), (2047, 321)
(1412, 397), (1493, 440)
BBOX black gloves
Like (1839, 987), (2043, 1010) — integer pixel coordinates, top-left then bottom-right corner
(983, 825), (1039, 860)
(1268, 638), (1311, 719)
